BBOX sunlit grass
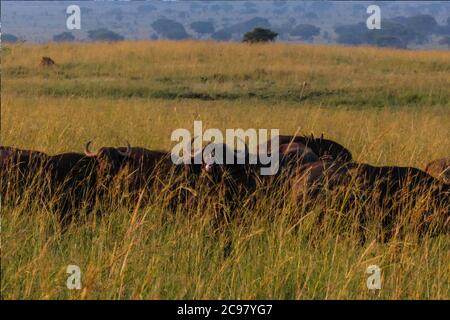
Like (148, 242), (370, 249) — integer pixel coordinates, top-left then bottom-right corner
(1, 41), (449, 299)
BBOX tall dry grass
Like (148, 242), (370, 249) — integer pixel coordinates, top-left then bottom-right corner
(1, 41), (449, 299)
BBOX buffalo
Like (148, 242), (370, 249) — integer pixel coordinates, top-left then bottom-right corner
(3, 134), (448, 243)
(262, 134), (353, 164)
(346, 163), (450, 241)
(85, 141), (193, 211)
(1, 143), (133, 222)
(0, 146), (50, 203)
(185, 142), (256, 221)
(289, 159), (351, 201)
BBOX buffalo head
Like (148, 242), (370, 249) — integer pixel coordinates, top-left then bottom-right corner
(84, 140), (132, 178)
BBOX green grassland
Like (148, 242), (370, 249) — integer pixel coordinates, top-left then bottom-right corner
(1, 41), (449, 299)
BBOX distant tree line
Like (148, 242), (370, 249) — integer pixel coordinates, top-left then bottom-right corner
(335, 14), (450, 49)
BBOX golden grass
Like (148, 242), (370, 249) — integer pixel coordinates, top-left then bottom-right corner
(2, 94), (449, 168)
(1, 41), (449, 299)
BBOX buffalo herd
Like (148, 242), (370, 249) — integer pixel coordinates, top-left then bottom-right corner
(1, 135), (449, 241)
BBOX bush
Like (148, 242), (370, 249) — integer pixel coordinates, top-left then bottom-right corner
(439, 36), (450, 47)
(289, 24), (320, 41)
(392, 14), (439, 35)
(375, 36), (406, 49)
(152, 19), (189, 40)
(190, 21), (215, 35)
(88, 28), (124, 42)
(242, 28), (278, 43)
(2, 33), (19, 43)
(335, 19), (425, 47)
(53, 32), (75, 42)
(303, 12), (318, 20)
(212, 29), (232, 41)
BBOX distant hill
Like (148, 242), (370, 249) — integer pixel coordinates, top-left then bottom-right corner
(1, 0), (449, 49)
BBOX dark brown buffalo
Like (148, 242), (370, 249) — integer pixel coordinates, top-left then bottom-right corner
(188, 140), (320, 209)
(43, 152), (97, 221)
(279, 142), (319, 163)
(289, 159), (351, 201)
(114, 145), (181, 206)
(1, 142), (219, 221)
(271, 141), (320, 179)
(182, 142), (256, 222)
(0, 146), (50, 202)
(115, 146), (174, 177)
(0, 147), (91, 224)
(0, 146), (47, 159)
(425, 158), (450, 184)
(347, 163), (450, 240)
(83, 141), (133, 177)
(263, 134), (353, 163)
(86, 141), (190, 210)
(1, 143), (134, 222)
(285, 160), (449, 242)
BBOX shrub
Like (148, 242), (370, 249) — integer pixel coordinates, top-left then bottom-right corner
(243, 28), (278, 43)
(2, 33), (19, 43)
(289, 24), (321, 41)
(212, 29), (232, 41)
(190, 21), (215, 35)
(152, 19), (189, 40)
(53, 32), (75, 42)
(88, 28), (124, 42)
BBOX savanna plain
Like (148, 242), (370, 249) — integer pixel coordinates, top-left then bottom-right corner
(1, 41), (449, 299)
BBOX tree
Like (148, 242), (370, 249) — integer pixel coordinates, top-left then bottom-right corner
(391, 15), (437, 35)
(334, 22), (374, 45)
(152, 18), (189, 40)
(108, 8), (123, 22)
(190, 21), (215, 35)
(53, 32), (75, 42)
(334, 19), (424, 47)
(439, 36), (450, 47)
(2, 33), (19, 43)
(88, 28), (124, 42)
(243, 28), (278, 43)
(289, 24), (320, 41)
(437, 18), (450, 35)
(303, 12), (318, 20)
(80, 7), (93, 14)
(212, 29), (232, 41)
(375, 36), (406, 49)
